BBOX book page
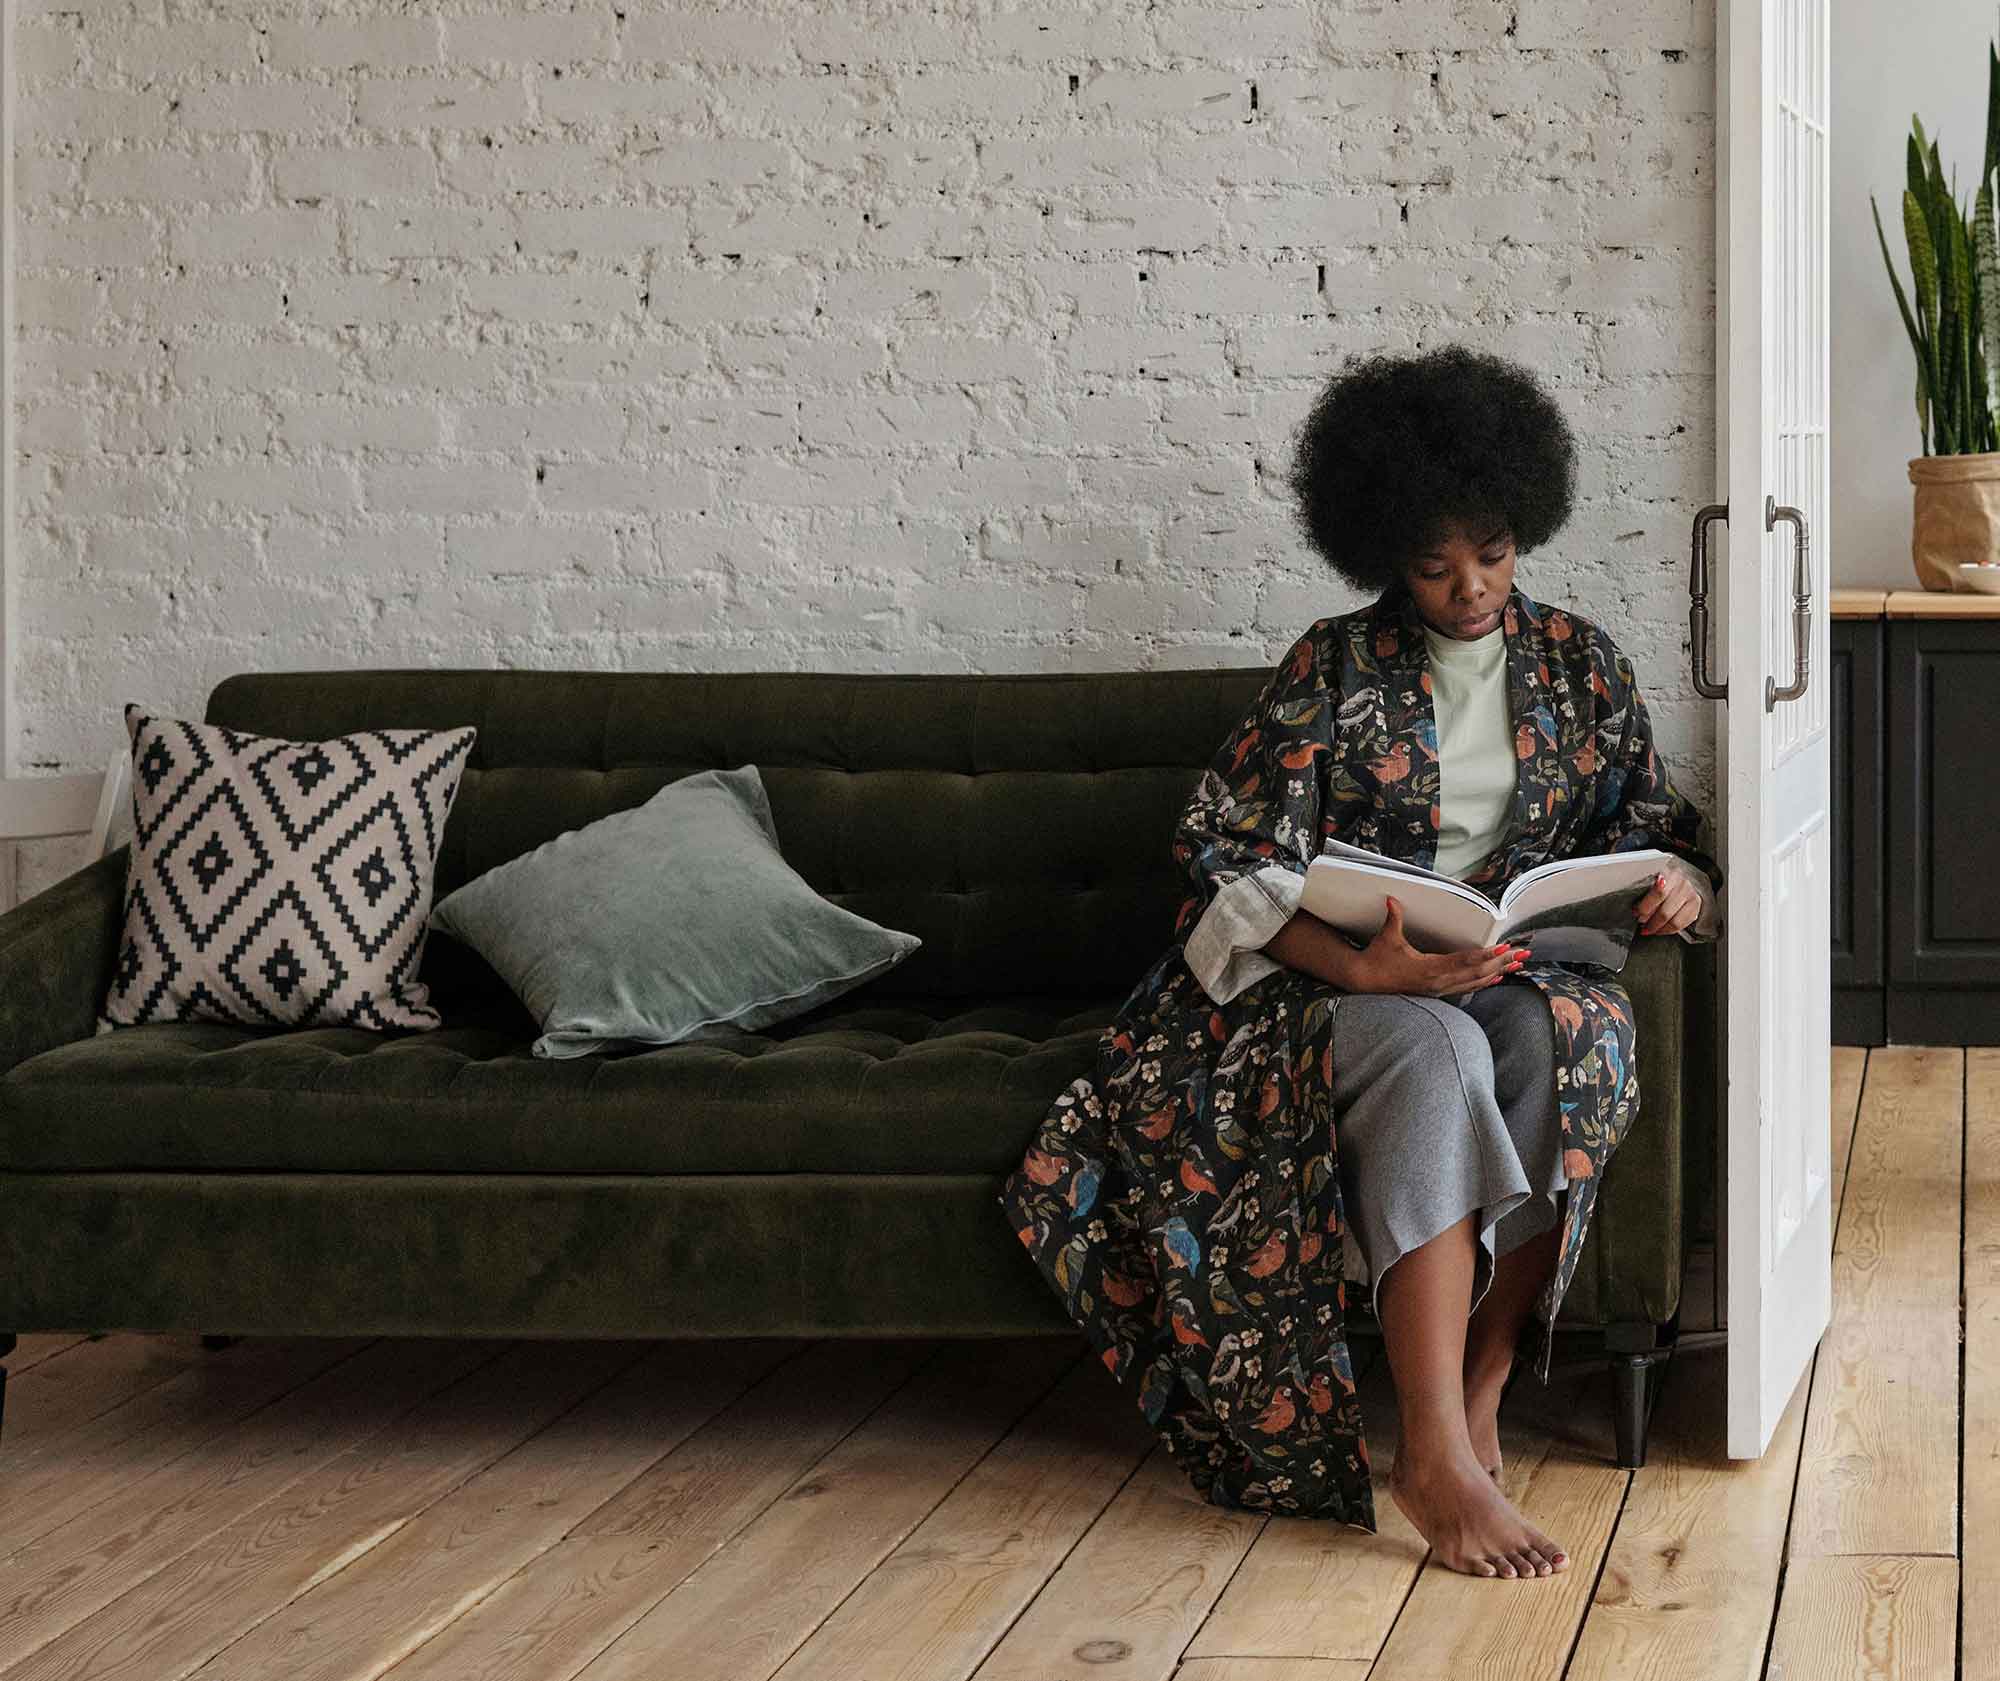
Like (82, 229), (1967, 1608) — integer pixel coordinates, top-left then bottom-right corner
(1495, 849), (1667, 920)
(1300, 855), (1500, 953)
(1318, 836), (1450, 882)
(1490, 850), (1668, 967)
(1318, 837), (1500, 911)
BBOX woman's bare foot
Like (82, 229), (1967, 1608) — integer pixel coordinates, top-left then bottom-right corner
(1388, 1439), (1568, 1578)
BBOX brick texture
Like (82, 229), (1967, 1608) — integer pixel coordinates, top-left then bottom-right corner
(7, 0), (1719, 903)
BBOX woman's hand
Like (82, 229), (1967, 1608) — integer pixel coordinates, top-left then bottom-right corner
(1633, 866), (1702, 936)
(1347, 897), (1528, 996)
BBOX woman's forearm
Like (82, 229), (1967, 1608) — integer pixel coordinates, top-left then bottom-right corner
(1261, 909), (1367, 991)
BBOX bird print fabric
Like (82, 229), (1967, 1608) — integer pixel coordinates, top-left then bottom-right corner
(996, 580), (1724, 1532)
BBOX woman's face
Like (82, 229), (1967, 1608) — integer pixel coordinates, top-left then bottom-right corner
(1401, 520), (1517, 640)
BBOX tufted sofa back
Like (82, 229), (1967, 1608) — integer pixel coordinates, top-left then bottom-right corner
(203, 667), (1270, 1001)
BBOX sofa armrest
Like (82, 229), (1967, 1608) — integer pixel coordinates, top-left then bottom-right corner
(0, 846), (128, 1075)
(1563, 929), (1693, 1329)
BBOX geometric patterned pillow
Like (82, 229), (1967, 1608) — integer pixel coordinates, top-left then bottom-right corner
(95, 706), (477, 1034)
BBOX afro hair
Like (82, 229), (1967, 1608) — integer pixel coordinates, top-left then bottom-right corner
(1285, 342), (1578, 596)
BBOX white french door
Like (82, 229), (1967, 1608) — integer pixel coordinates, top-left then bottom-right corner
(1710, 0), (1833, 1459)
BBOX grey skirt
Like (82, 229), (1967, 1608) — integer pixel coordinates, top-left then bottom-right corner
(1327, 981), (1567, 1318)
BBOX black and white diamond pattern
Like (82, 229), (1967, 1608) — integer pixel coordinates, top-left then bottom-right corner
(97, 706), (476, 1034)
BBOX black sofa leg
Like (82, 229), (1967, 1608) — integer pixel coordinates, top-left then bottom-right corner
(1604, 1320), (1675, 1470)
(200, 1335), (239, 1351)
(1611, 1353), (1659, 1467)
(0, 1331), (14, 1448)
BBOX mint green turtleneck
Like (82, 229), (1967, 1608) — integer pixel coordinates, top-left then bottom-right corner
(1422, 617), (1516, 878)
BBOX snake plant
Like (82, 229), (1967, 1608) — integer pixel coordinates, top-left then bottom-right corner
(1871, 48), (2000, 456)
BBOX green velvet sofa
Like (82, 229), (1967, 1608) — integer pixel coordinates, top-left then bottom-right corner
(0, 667), (1715, 1467)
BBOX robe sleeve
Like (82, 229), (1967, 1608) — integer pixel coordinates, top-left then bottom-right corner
(1574, 637), (1726, 945)
(1174, 624), (1338, 1004)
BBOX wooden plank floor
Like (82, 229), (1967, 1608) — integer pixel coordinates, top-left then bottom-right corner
(0, 1044), (1973, 1680)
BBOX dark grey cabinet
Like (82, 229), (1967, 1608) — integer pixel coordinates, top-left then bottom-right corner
(1834, 609), (2000, 1045)
(1886, 617), (2000, 1042)
(1831, 617), (1885, 1044)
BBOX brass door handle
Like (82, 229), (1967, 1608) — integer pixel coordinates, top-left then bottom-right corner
(1690, 502), (1728, 700)
(1765, 494), (1811, 709)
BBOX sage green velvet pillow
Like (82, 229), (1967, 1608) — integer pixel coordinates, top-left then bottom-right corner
(426, 765), (921, 1059)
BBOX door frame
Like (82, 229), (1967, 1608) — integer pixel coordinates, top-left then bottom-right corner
(1714, 0), (1836, 1460)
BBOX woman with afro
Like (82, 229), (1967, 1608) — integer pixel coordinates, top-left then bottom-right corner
(999, 343), (1724, 1580)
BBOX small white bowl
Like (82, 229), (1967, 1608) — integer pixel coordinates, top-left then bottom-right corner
(1959, 562), (2000, 595)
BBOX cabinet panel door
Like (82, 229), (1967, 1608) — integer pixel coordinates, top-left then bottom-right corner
(1887, 619), (2000, 985)
(1829, 620), (1882, 988)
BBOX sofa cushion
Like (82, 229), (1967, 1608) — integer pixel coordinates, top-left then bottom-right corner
(101, 705), (477, 1034)
(428, 765), (920, 1059)
(0, 992), (1115, 1176)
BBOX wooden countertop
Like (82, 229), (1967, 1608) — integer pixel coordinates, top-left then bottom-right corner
(1833, 586), (2000, 618)
(1884, 587), (2000, 616)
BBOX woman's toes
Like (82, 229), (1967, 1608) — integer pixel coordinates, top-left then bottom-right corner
(1530, 1531), (1568, 1568)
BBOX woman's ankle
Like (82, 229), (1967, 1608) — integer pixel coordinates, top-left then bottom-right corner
(1393, 1412), (1485, 1477)
(1393, 1438), (1492, 1491)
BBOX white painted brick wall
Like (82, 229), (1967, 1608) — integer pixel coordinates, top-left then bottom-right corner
(6, 0), (1719, 904)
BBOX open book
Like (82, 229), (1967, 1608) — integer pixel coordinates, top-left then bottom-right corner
(1301, 838), (1683, 972)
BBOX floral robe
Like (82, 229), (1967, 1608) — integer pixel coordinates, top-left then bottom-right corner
(996, 580), (1725, 1532)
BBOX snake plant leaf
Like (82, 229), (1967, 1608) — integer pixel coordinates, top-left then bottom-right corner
(1928, 140), (1954, 275)
(1906, 187), (1942, 417)
(1953, 203), (1976, 443)
(1875, 191), (1933, 450)
(1930, 155), (1961, 448)
(1963, 200), (1980, 442)
(1875, 191), (1928, 359)
(1937, 204), (1959, 458)
(1972, 218), (1991, 449)
(1926, 138), (1949, 227)
(1939, 313), (1959, 451)
(1981, 181), (2000, 441)
(1978, 180), (2000, 336)
(1965, 190), (1990, 445)
(1906, 186), (1938, 330)
(1988, 44), (2000, 185)
(1941, 194), (1962, 331)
